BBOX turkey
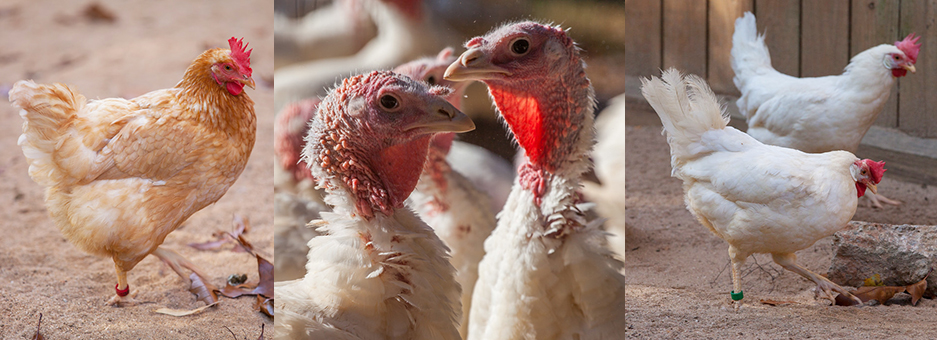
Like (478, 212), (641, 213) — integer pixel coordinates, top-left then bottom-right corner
(446, 21), (627, 339)
(273, 70), (474, 339)
(642, 68), (886, 307)
(731, 11), (918, 208)
(395, 49), (498, 339)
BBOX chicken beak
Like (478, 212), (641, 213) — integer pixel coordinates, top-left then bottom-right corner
(242, 76), (256, 89)
(406, 100), (475, 134)
(444, 48), (512, 81)
(902, 64), (917, 73)
(866, 181), (878, 195)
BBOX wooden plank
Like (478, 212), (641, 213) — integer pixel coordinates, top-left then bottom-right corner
(708, 0), (754, 94)
(663, 0), (708, 77)
(625, 0), (662, 77)
(898, 0), (937, 138)
(851, 0), (900, 128)
(754, 0), (800, 76)
(800, 0), (850, 77)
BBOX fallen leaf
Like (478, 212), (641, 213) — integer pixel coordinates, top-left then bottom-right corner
(190, 272), (218, 305)
(187, 239), (230, 251)
(252, 255), (274, 298)
(853, 285), (905, 304)
(255, 296), (274, 318)
(906, 275), (928, 306)
(188, 215), (251, 251)
(759, 299), (796, 306)
(83, 2), (116, 23)
(154, 302), (219, 317)
(32, 313), (43, 340)
(862, 274), (884, 287)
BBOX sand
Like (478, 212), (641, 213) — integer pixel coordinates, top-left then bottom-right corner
(0, 0), (273, 338)
(624, 102), (937, 339)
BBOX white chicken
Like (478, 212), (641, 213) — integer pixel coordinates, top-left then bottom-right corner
(273, 70), (474, 339)
(446, 21), (627, 339)
(642, 68), (887, 306)
(731, 11), (917, 207)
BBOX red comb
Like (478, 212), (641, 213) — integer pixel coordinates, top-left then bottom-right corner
(866, 159), (887, 183)
(228, 37), (253, 76)
(895, 33), (921, 64)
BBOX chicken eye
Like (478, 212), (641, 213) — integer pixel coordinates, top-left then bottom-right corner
(894, 55), (901, 60)
(224, 64), (233, 71)
(380, 94), (400, 111)
(511, 38), (530, 55)
(426, 76), (436, 85)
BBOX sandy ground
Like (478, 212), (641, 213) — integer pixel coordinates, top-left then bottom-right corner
(624, 102), (937, 339)
(0, 1), (273, 338)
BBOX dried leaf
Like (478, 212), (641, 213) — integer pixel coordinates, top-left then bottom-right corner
(759, 299), (796, 306)
(32, 313), (43, 340)
(190, 272), (218, 305)
(252, 255), (274, 298)
(833, 293), (862, 306)
(862, 274), (884, 287)
(187, 239), (230, 251)
(219, 283), (253, 299)
(906, 276), (928, 306)
(255, 296), (274, 318)
(154, 302), (219, 316)
(233, 214), (251, 235)
(853, 286), (905, 304)
(83, 3), (116, 23)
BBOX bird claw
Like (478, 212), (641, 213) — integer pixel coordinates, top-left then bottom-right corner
(105, 290), (139, 306)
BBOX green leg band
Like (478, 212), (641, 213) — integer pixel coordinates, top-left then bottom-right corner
(731, 290), (744, 301)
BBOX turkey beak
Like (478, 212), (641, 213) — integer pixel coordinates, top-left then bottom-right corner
(445, 48), (512, 81)
(406, 100), (475, 134)
(902, 64), (917, 73)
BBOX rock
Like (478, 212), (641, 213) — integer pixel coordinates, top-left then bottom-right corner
(828, 221), (937, 296)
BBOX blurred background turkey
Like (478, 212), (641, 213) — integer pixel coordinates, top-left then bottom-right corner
(272, 0), (626, 282)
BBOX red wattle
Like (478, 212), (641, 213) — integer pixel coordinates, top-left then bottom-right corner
(226, 82), (244, 95)
(855, 182), (867, 198)
(892, 68), (908, 78)
(489, 87), (550, 169)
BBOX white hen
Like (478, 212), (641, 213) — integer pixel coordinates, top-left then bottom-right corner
(642, 68), (887, 306)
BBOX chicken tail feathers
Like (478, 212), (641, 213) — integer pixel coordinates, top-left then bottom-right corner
(11, 80), (89, 187)
(731, 12), (773, 89)
(641, 69), (728, 168)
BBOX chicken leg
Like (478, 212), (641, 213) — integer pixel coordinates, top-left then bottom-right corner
(865, 192), (902, 208)
(728, 246), (746, 309)
(152, 247), (210, 282)
(771, 253), (862, 305)
(105, 263), (138, 306)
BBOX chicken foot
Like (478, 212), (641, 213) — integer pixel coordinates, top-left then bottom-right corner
(152, 247), (211, 284)
(771, 253), (862, 305)
(105, 264), (139, 306)
(864, 192), (902, 208)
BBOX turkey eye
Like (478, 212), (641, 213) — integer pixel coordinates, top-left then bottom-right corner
(511, 38), (530, 55)
(427, 76), (436, 85)
(380, 95), (399, 110)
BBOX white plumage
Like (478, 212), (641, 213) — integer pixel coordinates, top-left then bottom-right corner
(642, 68), (886, 306)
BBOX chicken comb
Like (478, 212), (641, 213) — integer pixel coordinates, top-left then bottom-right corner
(895, 33), (921, 64)
(867, 160), (887, 183)
(228, 37), (253, 76)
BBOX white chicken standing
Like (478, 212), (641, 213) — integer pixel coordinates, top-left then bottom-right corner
(273, 70), (474, 339)
(446, 21), (627, 339)
(642, 68), (887, 306)
(731, 11), (918, 207)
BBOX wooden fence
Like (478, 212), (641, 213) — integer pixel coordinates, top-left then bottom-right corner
(625, 0), (937, 138)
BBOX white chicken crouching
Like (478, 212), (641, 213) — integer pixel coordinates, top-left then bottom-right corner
(273, 70), (474, 339)
(642, 68), (887, 307)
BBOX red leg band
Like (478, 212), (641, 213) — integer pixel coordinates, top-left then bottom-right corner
(115, 283), (130, 297)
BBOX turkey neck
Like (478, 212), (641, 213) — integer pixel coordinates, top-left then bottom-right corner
(487, 64), (595, 198)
